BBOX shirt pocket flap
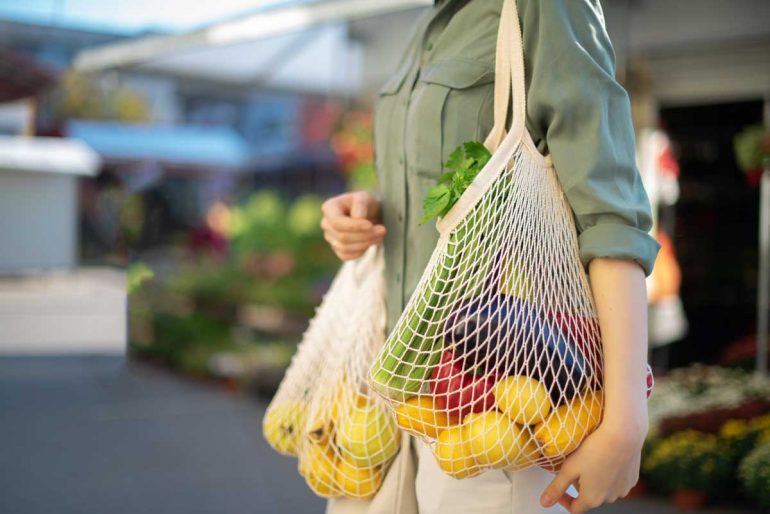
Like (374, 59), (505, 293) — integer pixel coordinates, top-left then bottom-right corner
(378, 60), (411, 95)
(419, 60), (495, 89)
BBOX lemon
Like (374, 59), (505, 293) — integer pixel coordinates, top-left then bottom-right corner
(300, 442), (340, 497)
(308, 379), (367, 445)
(464, 411), (538, 468)
(534, 390), (603, 458)
(494, 376), (552, 425)
(395, 396), (453, 439)
(433, 424), (480, 479)
(335, 457), (383, 499)
(336, 404), (399, 467)
(263, 401), (306, 455)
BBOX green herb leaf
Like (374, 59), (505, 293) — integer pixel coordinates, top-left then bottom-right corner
(419, 140), (492, 224)
(420, 183), (452, 224)
(445, 146), (464, 172)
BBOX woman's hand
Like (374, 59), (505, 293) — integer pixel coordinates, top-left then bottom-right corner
(541, 257), (651, 513)
(321, 191), (386, 261)
(539, 417), (648, 513)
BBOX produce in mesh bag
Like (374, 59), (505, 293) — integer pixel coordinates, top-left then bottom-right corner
(265, 247), (399, 499)
(369, 0), (653, 477)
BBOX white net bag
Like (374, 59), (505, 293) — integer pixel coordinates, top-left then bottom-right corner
(264, 246), (400, 499)
(368, 0), (653, 478)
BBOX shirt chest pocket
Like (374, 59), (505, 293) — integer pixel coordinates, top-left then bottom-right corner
(373, 61), (410, 182)
(406, 59), (496, 180)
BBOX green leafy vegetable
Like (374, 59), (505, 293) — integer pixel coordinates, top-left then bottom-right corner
(420, 141), (492, 224)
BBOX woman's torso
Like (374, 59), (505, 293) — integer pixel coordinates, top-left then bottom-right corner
(374, 0), (523, 332)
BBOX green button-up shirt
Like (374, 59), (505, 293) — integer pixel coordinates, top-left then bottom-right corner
(373, 0), (661, 332)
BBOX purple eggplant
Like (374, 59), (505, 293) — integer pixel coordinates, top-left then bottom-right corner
(442, 294), (591, 405)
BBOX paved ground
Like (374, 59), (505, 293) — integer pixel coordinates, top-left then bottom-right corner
(0, 356), (324, 514)
(0, 356), (760, 514)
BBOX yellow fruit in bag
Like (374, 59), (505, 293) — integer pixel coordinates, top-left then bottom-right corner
(300, 442), (340, 497)
(308, 379), (367, 444)
(336, 404), (399, 467)
(500, 258), (532, 299)
(263, 401), (306, 455)
(465, 411), (536, 468)
(395, 396), (453, 438)
(494, 376), (552, 425)
(434, 424), (481, 479)
(335, 457), (384, 499)
(534, 390), (603, 458)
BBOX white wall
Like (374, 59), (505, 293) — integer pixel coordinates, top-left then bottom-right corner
(0, 171), (78, 272)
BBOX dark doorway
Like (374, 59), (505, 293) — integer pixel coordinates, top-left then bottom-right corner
(657, 99), (764, 368)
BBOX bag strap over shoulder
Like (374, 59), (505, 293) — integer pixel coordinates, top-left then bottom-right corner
(484, 0), (527, 153)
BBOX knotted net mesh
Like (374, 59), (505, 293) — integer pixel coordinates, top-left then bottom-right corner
(264, 247), (399, 498)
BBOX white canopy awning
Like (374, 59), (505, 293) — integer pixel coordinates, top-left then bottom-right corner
(73, 0), (431, 93)
(0, 136), (101, 176)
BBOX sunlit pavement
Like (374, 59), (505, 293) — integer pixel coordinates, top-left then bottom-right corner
(0, 356), (760, 514)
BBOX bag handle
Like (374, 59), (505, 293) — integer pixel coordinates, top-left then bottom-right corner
(484, 0), (527, 152)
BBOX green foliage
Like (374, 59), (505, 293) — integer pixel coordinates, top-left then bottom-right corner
(739, 440), (770, 508)
(642, 430), (731, 493)
(719, 414), (770, 464)
(733, 125), (769, 173)
(127, 262), (154, 295)
(421, 141), (492, 224)
(348, 162), (378, 192)
(141, 312), (231, 367)
(230, 190), (291, 253)
(287, 195), (324, 237)
(130, 190), (340, 379)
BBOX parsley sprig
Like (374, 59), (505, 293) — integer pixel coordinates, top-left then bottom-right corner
(420, 141), (492, 224)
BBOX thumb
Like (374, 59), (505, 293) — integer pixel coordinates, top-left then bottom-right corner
(349, 192), (369, 219)
(541, 467), (578, 508)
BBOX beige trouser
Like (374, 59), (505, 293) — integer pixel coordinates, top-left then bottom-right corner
(414, 438), (572, 514)
(327, 434), (575, 514)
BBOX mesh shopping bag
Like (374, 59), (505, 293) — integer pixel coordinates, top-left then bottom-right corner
(264, 246), (400, 499)
(368, 0), (653, 479)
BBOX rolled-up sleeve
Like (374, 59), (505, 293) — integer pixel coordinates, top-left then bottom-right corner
(519, 0), (661, 276)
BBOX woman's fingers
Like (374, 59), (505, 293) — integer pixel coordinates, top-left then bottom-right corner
(321, 192), (385, 261)
(322, 222), (385, 260)
(541, 465), (579, 509)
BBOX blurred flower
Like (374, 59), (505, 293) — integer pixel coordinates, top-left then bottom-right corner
(331, 109), (377, 191)
(206, 201), (233, 238)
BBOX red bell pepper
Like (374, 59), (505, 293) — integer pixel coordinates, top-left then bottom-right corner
(429, 350), (497, 422)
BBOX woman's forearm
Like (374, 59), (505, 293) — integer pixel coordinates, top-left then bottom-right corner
(588, 257), (650, 437)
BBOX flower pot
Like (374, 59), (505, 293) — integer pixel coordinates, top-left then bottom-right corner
(671, 489), (707, 510)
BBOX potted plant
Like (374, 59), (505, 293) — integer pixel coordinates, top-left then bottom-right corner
(642, 429), (730, 509)
(733, 124), (769, 188)
(738, 437), (770, 510)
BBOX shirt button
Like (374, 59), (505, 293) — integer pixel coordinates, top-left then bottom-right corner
(397, 212), (404, 222)
(398, 157), (404, 166)
(395, 272), (401, 283)
(426, 42), (434, 52)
